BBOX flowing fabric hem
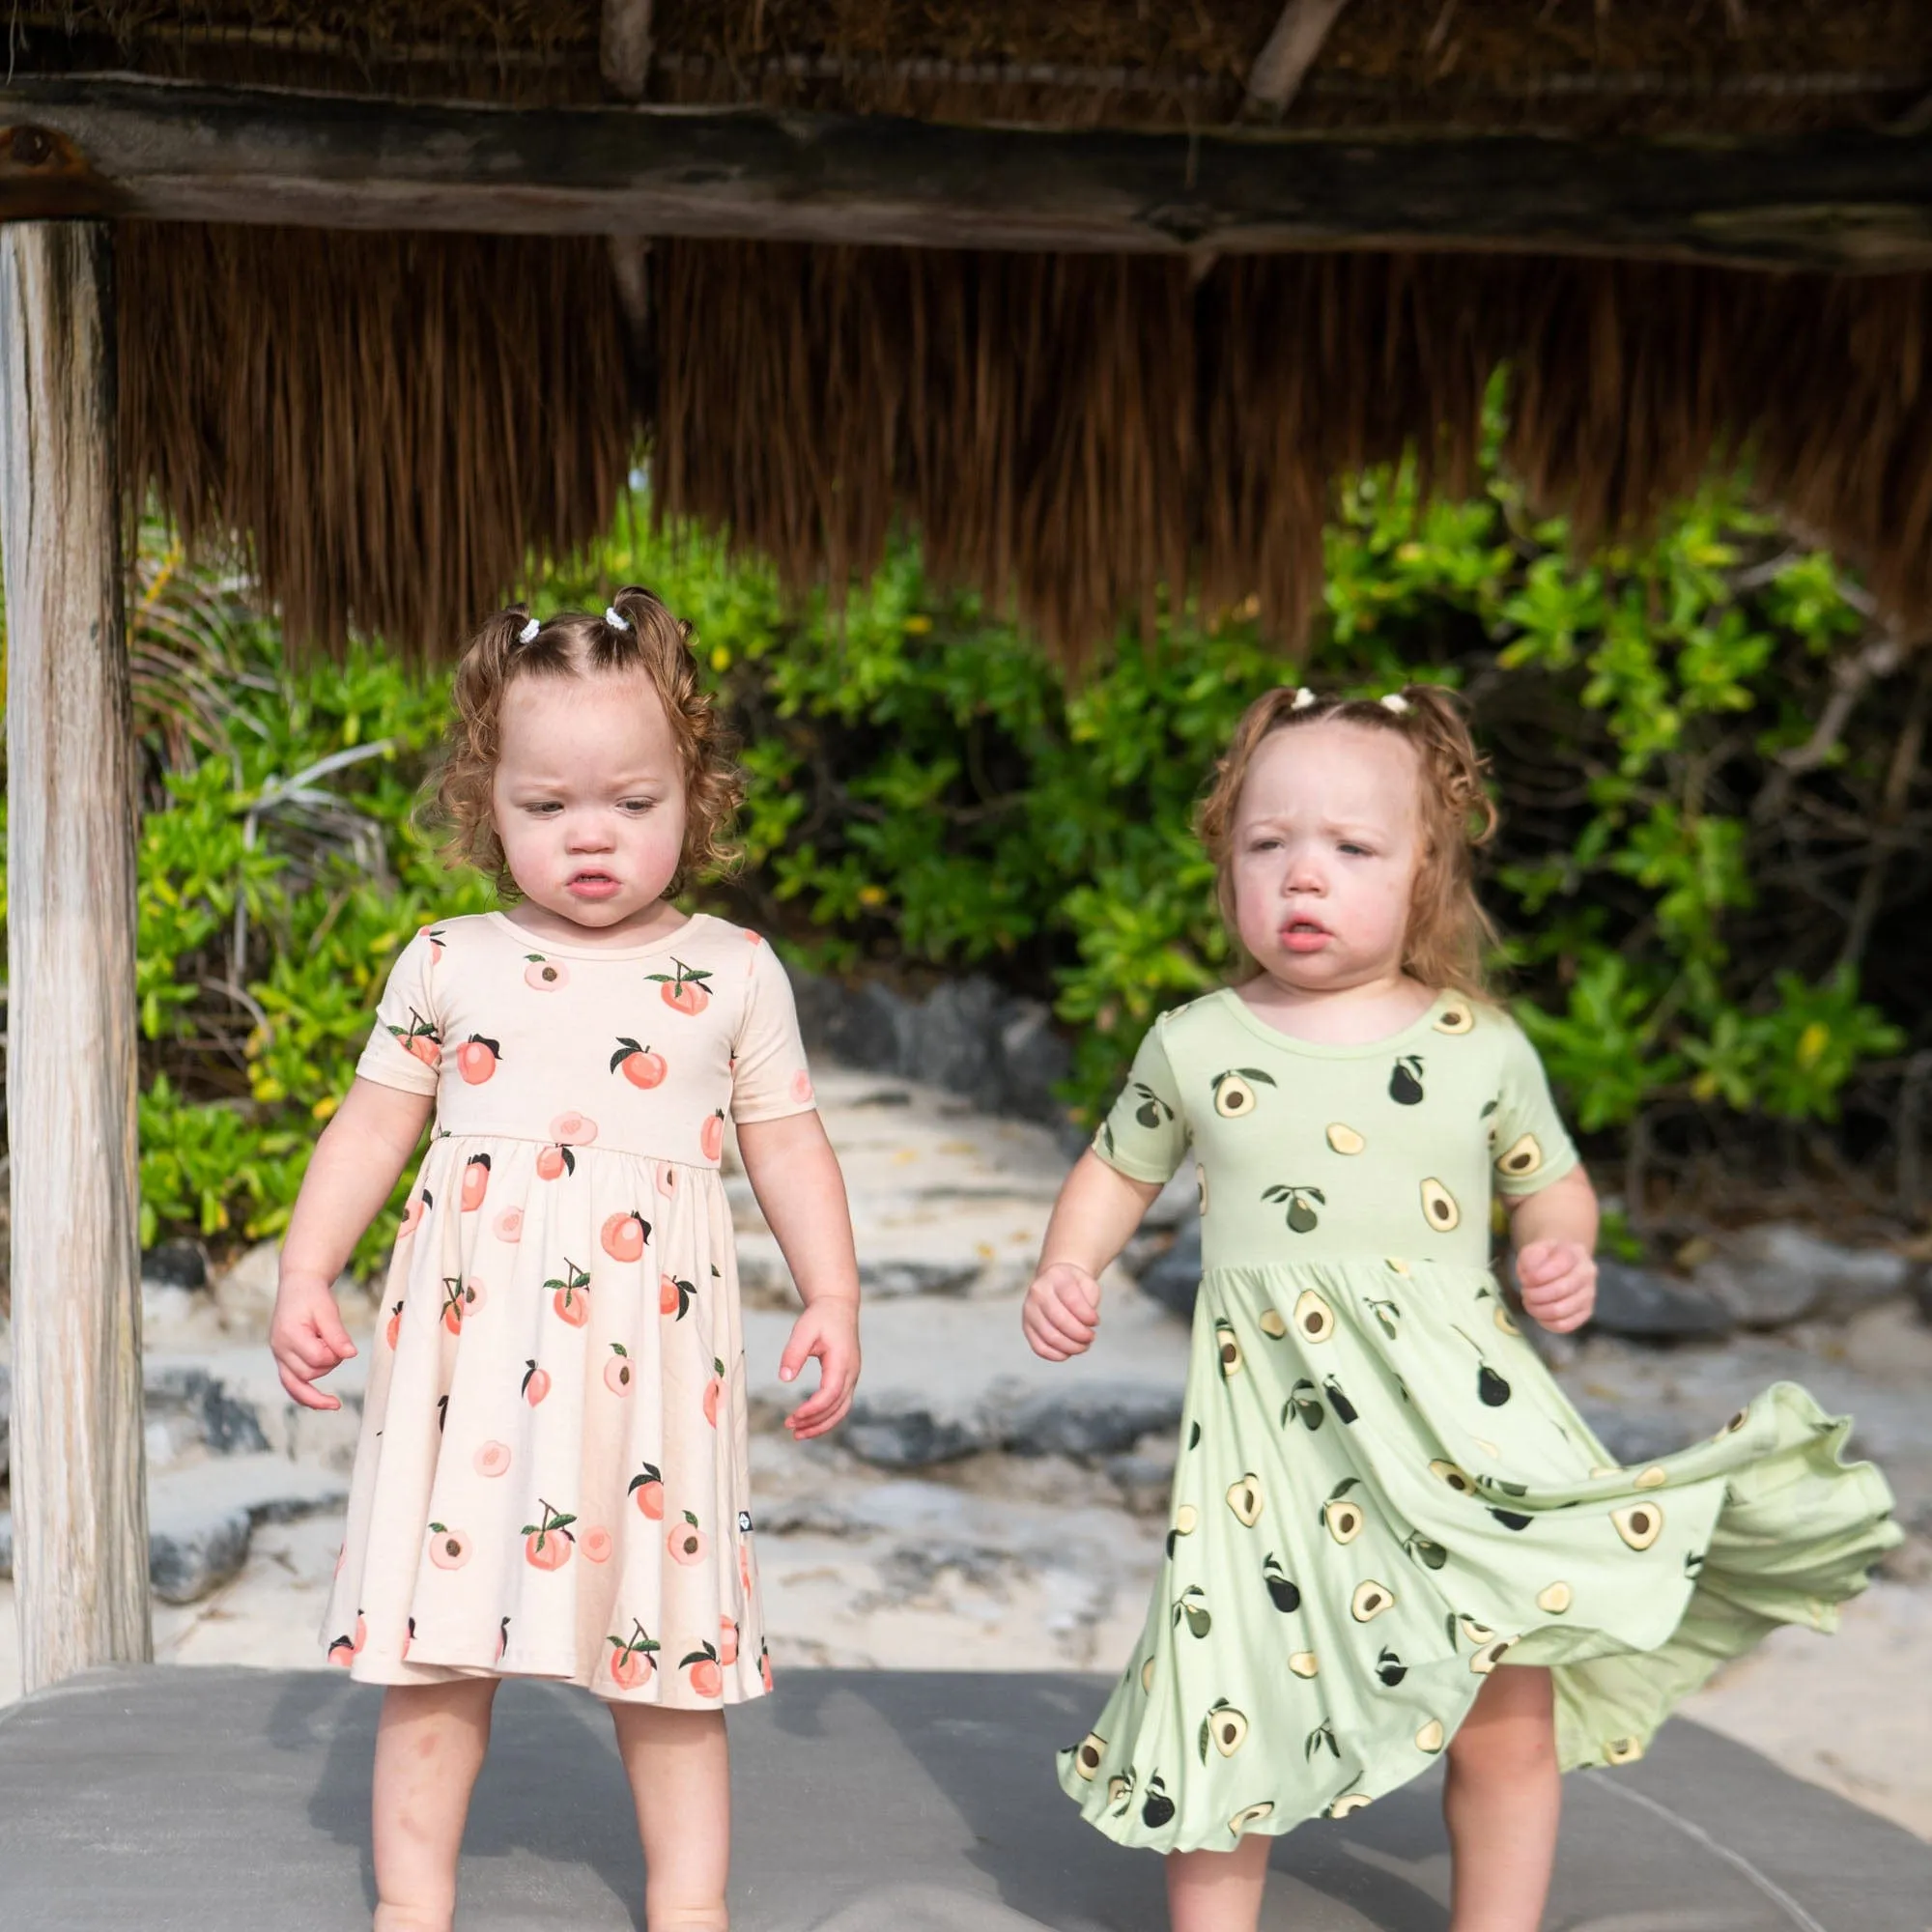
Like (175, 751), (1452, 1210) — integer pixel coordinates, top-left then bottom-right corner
(1059, 1378), (1899, 1855)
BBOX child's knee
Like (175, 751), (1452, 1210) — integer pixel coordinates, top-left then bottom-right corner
(1446, 1682), (1558, 1780)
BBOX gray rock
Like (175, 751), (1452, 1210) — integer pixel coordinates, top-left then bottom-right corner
(140, 1240), (208, 1291)
(1573, 1403), (1703, 1467)
(792, 969), (1072, 1127)
(1135, 1219), (1202, 1322)
(1586, 1260), (1733, 1340)
(145, 1362), (272, 1459)
(1003, 1381), (1185, 1459)
(0, 1452), (349, 1602)
(841, 1407), (983, 1468)
(148, 1506), (254, 1605)
(860, 1259), (982, 1299)
(1909, 1261), (1932, 1327)
(1694, 1224), (1910, 1328)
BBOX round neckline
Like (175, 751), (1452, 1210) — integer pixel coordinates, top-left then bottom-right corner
(1213, 983), (1454, 1059)
(485, 909), (708, 961)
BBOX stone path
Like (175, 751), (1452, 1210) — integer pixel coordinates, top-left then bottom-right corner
(4, 1062), (1930, 1846)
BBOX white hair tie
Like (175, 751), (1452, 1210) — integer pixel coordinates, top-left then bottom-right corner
(605, 605), (631, 632)
(1291, 687), (1318, 710)
(517, 616), (540, 643)
(1379, 693), (1411, 715)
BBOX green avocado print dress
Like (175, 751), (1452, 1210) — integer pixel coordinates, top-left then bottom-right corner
(1058, 987), (1900, 1854)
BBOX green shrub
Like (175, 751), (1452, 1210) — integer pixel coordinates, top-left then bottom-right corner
(1, 418), (1920, 1269)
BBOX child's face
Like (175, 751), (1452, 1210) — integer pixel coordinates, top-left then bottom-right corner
(1230, 722), (1422, 992)
(491, 669), (688, 928)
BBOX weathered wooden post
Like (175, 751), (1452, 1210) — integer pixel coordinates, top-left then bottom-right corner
(0, 219), (151, 1689)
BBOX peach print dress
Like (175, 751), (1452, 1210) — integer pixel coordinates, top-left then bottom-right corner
(321, 911), (815, 1705)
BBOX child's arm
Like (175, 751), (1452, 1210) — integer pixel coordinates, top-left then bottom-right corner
(736, 1112), (861, 1441)
(1505, 1165), (1599, 1334)
(1022, 1151), (1163, 1361)
(271, 1077), (434, 1411)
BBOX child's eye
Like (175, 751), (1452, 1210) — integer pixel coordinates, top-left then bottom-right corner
(525, 801), (563, 816)
(1338, 841), (1374, 857)
(621, 798), (657, 814)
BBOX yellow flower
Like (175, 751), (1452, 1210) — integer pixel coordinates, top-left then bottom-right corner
(903, 614), (933, 635)
(311, 1094), (340, 1122)
(1796, 1022), (1829, 1070)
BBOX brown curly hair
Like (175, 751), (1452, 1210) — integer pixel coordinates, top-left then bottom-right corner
(1194, 684), (1500, 1000)
(430, 585), (744, 899)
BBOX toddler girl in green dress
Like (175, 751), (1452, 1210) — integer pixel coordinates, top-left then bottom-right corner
(1023, 684), (1897, 1932)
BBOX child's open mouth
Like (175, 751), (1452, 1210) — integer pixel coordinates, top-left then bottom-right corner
(568, 871), (621, 900)
(1281, 917), (1330, 953)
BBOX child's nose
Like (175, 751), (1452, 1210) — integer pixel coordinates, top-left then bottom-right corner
(564, 811), (617, 850)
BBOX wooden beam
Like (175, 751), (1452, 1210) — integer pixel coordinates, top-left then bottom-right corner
(5, 76), (1932, 270)
(0, 220), (151, 1692)
(1246, 0), (1353, 116)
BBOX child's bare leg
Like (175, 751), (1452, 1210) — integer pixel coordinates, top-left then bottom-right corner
(1443, 1663), (1561, 1932)
(611, 1703), (731, 1931)
(1166, 1830), (1270, 1932)
(371, 1678), (499, 1932)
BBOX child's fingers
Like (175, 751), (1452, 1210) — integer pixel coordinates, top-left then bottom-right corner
(312, 1296), (357, 1361)
(276, 1323), (343, 1376)
(777, 1321), (816, 1385)
(276, 1361), (342, 1411)
(1021, 1298), (1083, 1360)
(1514, 1240), (1561, 1287)
(1032, 1293), (1095, 1353)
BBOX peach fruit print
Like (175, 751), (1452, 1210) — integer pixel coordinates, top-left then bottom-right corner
(328, 913), (817, 1705)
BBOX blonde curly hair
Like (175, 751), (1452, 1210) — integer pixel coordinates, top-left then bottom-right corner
(1194, 684), (1500, 999)
(431, 584), (744, 899)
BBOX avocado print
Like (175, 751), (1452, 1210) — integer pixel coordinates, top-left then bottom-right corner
(1321, 1479), (1366, 1545)
(1257, 1306), (1288, 1339)
(1325, 1122), (1366, 1154)
(1350, 1579), (1396, 1622)
(1537, 1581), (1574, 1614)
(1196, 1163), (1208, 1215)
(1402, 1530), (1448, 1570)
(1305, 1719), (1340, 1762)
(1434, 1004), (1475, 1035)
(1490, 1507), (1533, 1532)
(1389, 1055), (1426, 1104)
(1367, 1297), (1402, 1339)
(1199, 1701), (1250, 1760)
(1130, 1082), (1175, 1130)
(1072, 1732), (1106, 1780)
(1288, 1650), (1320, 1678)
(1141, 1656), (1157, 1691)
(1262, 1553), (1301, 1611)
(1633, 1464), (1668, 1490)
(1327, 1791), (1373, 1818)
(1212, 1067), (1276, 1118)
(1419, 1177), (1461, 1232)
(1142, 1775), (1177, 1828)
(1685, 1548), (1707, 1578)
(1375, 1646), (1406, 1687)
(1613, 1501), (1664, 1550)
(1166, 1502), (1198, 1558)
(1214, 1320), (1244, 1378)
(1226, 1474), (1264, 1525)
(1469, 1636), (1516, 1674)
(1107, 1773), (1136, 1814)
(1450, 1324), (1513, 1406)
(1229, 1801), (1275, 1835)
(1174, 1586), (1212, 1638)
(1495, 1132), (1545, 1180)
(1430, 1458), (1477, 1496)
(1293, 1289), (1337, 1341)
(1604, 1737), (1644, 1766)
(1263, 1182), (1325, 1233)
(1415, 1719), (1446, 1753)
(1321, 1376), (1359, 1424)
(1281, 1378), (1324, 1431)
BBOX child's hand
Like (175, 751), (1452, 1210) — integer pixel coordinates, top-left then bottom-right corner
(778, 1296), (860, 1440)
(270, 1269), (358, 1410)
(1022, 1262), (1102, 1361)
(1516, 1239), (1597, 1334)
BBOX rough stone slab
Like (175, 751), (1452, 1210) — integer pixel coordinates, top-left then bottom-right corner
(1693, 1224), (1910, 1327)
(1585, 1258), (1733, 1340)
(1, 1454), (349, 1602)
(747, 1290), (1185, 1468)
(0, 1665), (1925, 1930)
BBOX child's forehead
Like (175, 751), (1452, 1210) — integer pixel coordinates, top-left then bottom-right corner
(1238, 719), (1420, 818)
(496, 668), (678, 766)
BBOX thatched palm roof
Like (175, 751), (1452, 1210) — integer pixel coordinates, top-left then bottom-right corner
(9, 2), (1932, 656)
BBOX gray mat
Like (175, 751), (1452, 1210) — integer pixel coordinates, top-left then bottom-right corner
(0, 1666), (1923, 1930)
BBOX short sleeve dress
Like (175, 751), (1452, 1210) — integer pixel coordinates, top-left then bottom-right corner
(321, 911), (815, 1705)
(1059, 986), (1899, 1853)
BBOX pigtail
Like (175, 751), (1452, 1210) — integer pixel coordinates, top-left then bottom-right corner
(429, 602), (541, 889)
